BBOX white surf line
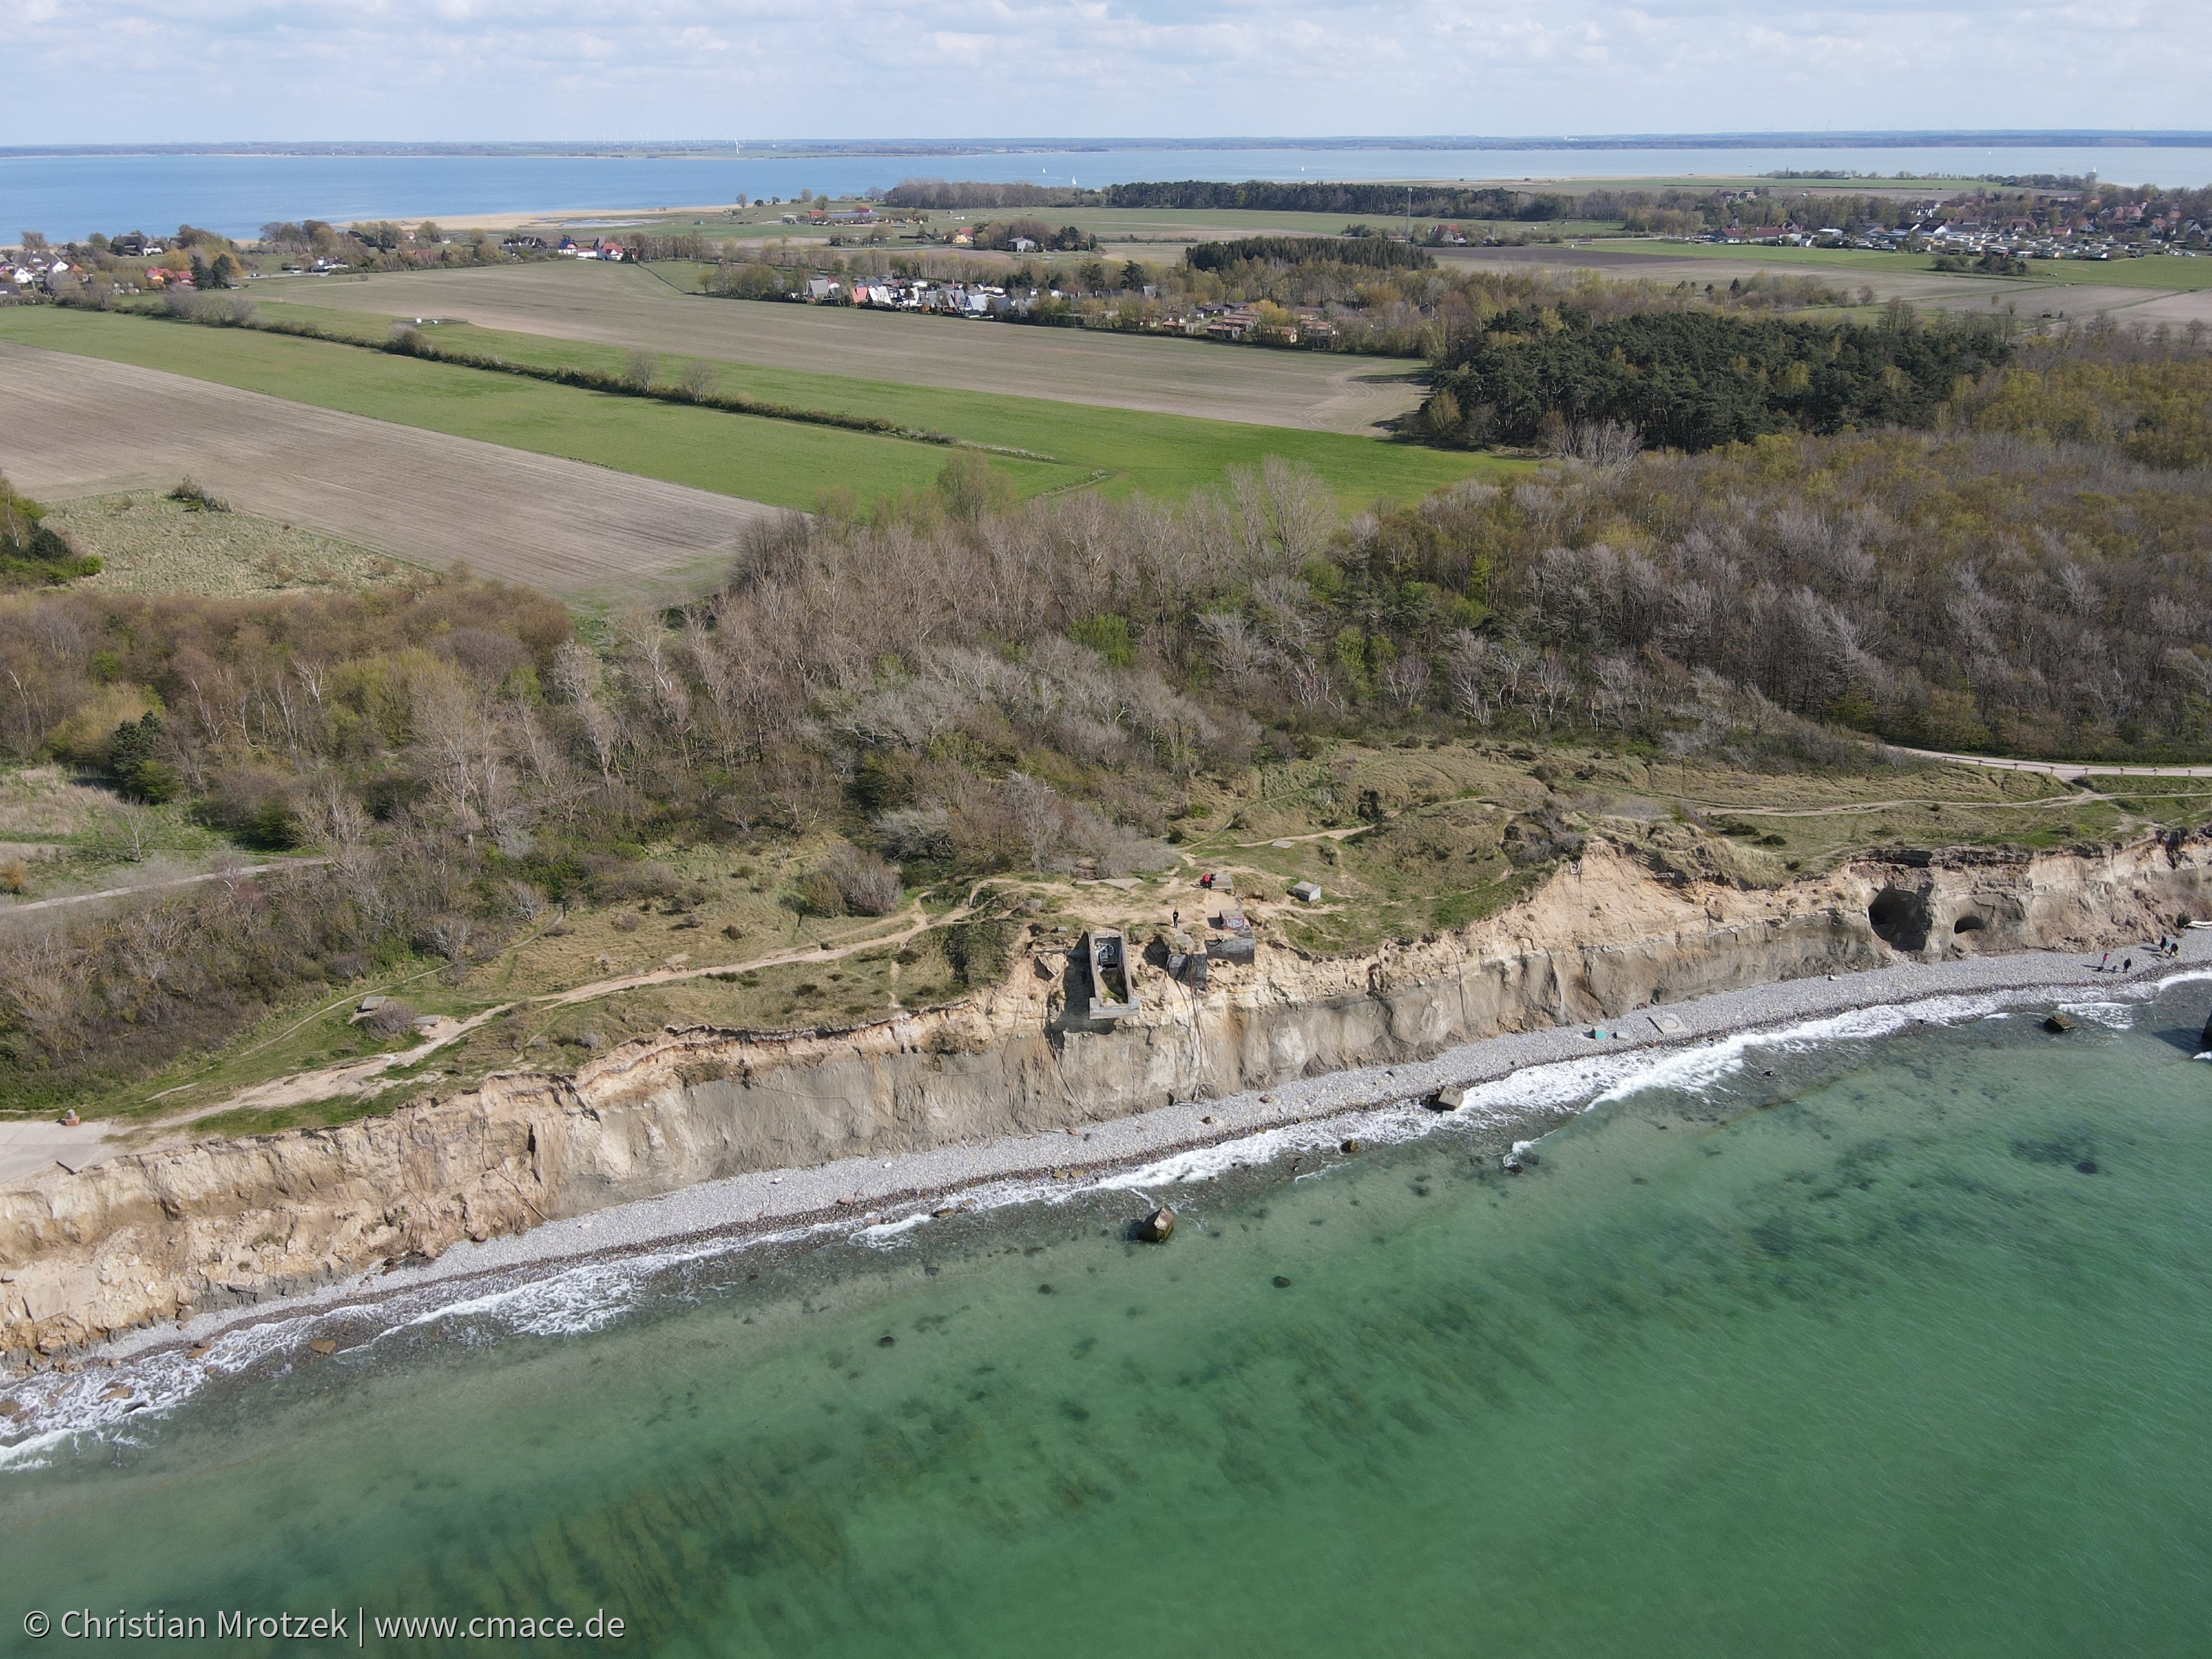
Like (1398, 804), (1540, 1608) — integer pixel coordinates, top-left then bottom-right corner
(13, 935), (2205, 1413)
(4, 964), (2154, 1465)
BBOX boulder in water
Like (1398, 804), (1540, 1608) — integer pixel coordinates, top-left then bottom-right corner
(2043, 1012), (2078, 1034)
(1133, 1207), (1176, 1244)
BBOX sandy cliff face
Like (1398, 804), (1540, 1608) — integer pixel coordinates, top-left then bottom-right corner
(6, 835), (2207, 1362)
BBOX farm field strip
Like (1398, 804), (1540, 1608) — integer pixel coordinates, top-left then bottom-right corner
(1579, 237), (2212, 291)
(0, 340), (779, 605)
(253, 261), (1427, 434)
(248, 295), (1510, 505)
(0, 307), (1085, 510)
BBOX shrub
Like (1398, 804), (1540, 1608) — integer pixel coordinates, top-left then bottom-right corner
(168, 476), (231, 512)
(942, 919), (1018, 986)
(108, 712), (179, 802)
(1, 471), (98, 588)
(790, 868), (846, 917)
(874, 805), (953, 861)
(48, 685), (161, 767)
(364, 1000), (420, 1037)
(827, 845), (902, 915)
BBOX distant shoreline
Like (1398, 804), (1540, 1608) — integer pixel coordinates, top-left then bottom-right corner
(7, 131), (2212, 162)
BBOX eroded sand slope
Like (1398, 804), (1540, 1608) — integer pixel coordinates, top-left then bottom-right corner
(6, 835), (2207, 1360)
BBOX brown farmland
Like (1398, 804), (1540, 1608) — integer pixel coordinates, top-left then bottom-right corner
(0, 341), (778, 604)
(262, 262), (1427, 434)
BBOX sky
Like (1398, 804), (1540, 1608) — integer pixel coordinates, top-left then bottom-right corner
(1, 0), (2207, 144)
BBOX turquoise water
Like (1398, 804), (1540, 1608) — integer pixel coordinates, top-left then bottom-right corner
(7, 988), (2212, 1655)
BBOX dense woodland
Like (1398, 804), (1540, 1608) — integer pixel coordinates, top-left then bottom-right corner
(1425, 308), (2016, 450)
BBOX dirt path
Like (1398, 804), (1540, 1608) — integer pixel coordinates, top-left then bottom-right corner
(1, 858), (330, 915)
(0, 341), (778, 604)
(125, 892), (996, 1139)
(1890, 747), (2212, 782)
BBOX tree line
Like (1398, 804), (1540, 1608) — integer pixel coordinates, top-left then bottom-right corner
(1186, 236), (1435, 274)
(1422, 307), (2015, 451)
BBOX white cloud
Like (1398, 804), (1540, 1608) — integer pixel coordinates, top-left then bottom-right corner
(0, 0), (2204, 138)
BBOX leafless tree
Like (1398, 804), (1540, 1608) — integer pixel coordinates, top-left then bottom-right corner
(678, 359), (720, 401)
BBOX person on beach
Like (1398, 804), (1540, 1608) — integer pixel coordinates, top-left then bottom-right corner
(1172, 909), (1180, 931)
(2101, 952), (2110, 973)
(2123, 956), (2132, 973)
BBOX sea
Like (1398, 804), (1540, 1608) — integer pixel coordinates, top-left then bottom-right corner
(6, 969), (2211, 1655)
(5, 145), (2212, 244)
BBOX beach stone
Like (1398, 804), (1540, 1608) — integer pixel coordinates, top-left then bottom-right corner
(1133, 1207), (1176, 1244)
(307, 1339), (337, 1356)
(2043, 1012), (2078, 1034)
(1340, 1138), (1362, 1154)
(877, 1335), (896, 1347)
(2200, 1011), (2212, 1050)
(2076, 1160), (2099, 1175)
(1037, 1284), (1053, 1295)
(1272, 1276), (1292, 1288)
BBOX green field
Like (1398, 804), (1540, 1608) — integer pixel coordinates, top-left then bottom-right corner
(1585, 238), (2212, 291)
(1, 305), (1506, 510)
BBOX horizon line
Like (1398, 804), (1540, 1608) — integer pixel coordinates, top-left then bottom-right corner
(5, 130), (2212, 161)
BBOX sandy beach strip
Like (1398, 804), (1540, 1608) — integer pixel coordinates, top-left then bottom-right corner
(78, 933), (2208, 1367)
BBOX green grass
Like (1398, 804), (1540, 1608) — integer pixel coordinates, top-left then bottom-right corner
(1585, 238), (2212, 291)
(5, 305), (1510, 510)
(0, 307), (1081, 509)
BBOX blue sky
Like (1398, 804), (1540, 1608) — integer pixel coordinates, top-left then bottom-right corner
(1, 0), (2203, 142)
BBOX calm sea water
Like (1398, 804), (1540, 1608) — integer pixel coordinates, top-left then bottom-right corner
(4, 145), (2211, 243)
(6, 978), (2212, 1655)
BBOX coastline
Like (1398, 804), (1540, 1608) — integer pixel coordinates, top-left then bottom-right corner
(69, 935), (2211, 1371)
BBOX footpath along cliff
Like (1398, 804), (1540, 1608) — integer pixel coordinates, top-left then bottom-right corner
(5, 834), (2208, 1363)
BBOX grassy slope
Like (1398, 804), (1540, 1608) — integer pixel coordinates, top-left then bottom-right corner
(1585, 238), (2212, 291)
(256, 296), (1515, 505)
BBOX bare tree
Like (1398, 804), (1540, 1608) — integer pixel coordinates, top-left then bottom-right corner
(1380, 652), (1432, 712)
(1445, 630), (1496, 725)
(678, 358), (720, 401)
(1531, 651), (1573, 725)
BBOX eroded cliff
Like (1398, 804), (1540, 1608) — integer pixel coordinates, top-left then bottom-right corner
(6, 834), (2207, 1363)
